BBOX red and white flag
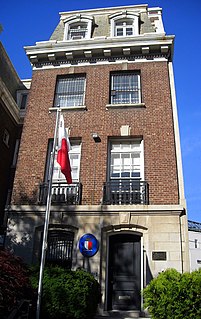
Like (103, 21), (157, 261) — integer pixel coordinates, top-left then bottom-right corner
(57, 114), (72, 184)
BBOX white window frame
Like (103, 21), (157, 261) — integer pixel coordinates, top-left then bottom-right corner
(109, 12), (139, 37)
(110, 72), (141, 105)
(63, 15), (93, 41)
(109, 139), (144, 181)
(54, 75), (86, 108)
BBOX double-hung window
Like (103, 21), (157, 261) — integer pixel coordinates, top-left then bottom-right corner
(110, 72), (141, 105)
(54, 75), (86, 108)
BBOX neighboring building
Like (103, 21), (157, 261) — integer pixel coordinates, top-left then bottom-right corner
(0, 41), (30, 243)
(188, 220), (201, 271)
(5, 4), (189, 316)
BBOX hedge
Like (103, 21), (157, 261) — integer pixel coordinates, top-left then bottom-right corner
(143, 268), (201, 319)
(30, 266), (101, 319)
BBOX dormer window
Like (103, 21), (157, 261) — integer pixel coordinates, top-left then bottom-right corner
(64, 15), (93, 41)
(115, 19), (134, 37)
(109, 12), (139, 37)
(68, 22), (88, 40)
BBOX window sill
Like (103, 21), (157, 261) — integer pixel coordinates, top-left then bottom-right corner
(106, 103), (145, 109)
(49, 106), (87, 111)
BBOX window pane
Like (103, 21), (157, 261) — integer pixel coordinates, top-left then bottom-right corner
(116, 28), (123, 36)
(126, 27), (133, 36)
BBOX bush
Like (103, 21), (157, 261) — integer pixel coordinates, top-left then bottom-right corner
(0, 250), (34, 318)
(31, 266), (101, 319)
(143, 268), (201, 319)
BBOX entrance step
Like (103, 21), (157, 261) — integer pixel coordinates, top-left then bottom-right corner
(95, 310), (151, 319)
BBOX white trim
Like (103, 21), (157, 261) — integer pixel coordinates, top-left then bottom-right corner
(168, 62), (186, 207)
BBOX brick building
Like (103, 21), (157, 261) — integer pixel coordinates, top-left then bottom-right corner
(0, 41), (30, 242)
(5, 4), (189, 315)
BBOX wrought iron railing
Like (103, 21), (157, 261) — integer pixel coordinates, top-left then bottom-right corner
(39, 182), (82, 205)
(102, 179), (149, 205)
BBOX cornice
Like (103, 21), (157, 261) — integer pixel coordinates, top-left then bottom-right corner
(0, 78), (22, 125)
(25, 34), (174, 68)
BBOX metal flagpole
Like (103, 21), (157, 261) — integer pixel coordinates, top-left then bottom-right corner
(36, 109), (61, 319)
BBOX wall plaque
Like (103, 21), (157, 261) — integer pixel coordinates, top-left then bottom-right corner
(152, 251), (167, 261)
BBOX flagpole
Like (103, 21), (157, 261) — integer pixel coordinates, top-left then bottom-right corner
(36, 108), (61, 319)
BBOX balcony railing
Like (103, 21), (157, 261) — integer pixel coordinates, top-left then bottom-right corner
(39, 182), (82, 205)
(103, 179), (149, 205)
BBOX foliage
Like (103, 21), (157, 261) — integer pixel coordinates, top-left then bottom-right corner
(143, 268), (201, 319)
(30, 265), (101, 319)
(0, 249), (34, 318)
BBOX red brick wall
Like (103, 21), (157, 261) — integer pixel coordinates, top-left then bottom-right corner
(12, 61), (179, 205)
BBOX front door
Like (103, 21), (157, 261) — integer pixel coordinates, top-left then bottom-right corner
(107, 233), (141, 310)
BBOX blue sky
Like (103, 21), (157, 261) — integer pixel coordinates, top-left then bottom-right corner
(1, 0), (201, 222)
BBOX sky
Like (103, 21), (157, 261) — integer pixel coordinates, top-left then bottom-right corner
(1, 0), (201, 222)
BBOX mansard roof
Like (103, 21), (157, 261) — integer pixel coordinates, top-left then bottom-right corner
(24, 4), (174, 68)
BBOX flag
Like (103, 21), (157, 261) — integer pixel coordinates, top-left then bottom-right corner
(57, 114), (72, 184)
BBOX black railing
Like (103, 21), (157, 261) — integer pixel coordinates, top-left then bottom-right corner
(103, 179), (149, 205)
(39, 182), (82, 205)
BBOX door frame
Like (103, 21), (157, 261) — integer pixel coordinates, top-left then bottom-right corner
(105, 230), (143, 312)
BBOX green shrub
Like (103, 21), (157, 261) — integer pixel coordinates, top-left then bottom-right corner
(30, 266), (101, 319)
(0, 250), (34, 318)
(143, 268), (201, 319)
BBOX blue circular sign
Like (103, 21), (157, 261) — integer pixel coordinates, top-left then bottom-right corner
(79, 233), (99, 257)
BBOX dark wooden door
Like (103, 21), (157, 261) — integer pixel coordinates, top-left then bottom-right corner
(108, 233), (141, 310)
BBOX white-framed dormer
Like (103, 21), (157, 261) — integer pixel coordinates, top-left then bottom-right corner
(109, 11), (139, 37)
(63, 15), (93, 40)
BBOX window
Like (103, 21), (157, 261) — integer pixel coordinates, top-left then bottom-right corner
(17, 90), (29, 110)
(103, 139), (147, 205)
(12, 139), (20, 167)
(54, 75), (86, 108)
(40, 140), (82, 205)
(115, 19), (134, 36)
(64, 15), (93, 41)
(109, 12), (139, 37)
(110, 72), (141, 105)
(109, 140), (144, 181)
(68, 22), (88, 40)
(3, 129), (9, 147)
(46, 230), (74, 268)
(53, 142), (81, 183)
